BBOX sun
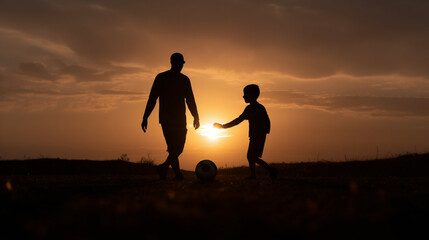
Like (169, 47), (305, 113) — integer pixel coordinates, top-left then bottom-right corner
(197, 124), (231, 140)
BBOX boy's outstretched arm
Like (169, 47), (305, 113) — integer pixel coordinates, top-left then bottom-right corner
(214, 116), (244, 129)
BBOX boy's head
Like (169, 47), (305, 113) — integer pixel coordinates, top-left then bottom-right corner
(243, 84), (260, 103)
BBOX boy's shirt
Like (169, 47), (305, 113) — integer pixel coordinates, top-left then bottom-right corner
(239, 102), (270, 138)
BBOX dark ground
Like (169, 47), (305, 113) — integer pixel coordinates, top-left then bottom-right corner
(1, 153), (429, 239)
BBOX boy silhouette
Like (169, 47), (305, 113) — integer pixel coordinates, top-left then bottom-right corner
(214, 84), (277, 179)
(142, 53), (199, 180)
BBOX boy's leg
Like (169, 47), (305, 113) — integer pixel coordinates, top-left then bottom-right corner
(247, 135), (266, 178)
(255, 158), (272, 171)
(248, 135), (277, 179)
(255, 158), (277, 179)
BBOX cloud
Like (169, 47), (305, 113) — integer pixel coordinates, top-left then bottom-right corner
(19, 62), (55, 81)
(1, 0), (428, 113)
(96, 89), (144, 96)
(60, 64), (144, 82)
(60, 64), (107, 82)
(326, 96), (429, 117)
(0, 27), (76, 67)
(0, 86), (145, 112)
(1, 0), (429, 79)
(263, 90), (429, 117)
(0, 64), (146, 112)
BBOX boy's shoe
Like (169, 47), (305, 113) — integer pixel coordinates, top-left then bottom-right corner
(156, 165), (167, 180)
(270, 168), (278, 179)
(245, 175), (256, 180)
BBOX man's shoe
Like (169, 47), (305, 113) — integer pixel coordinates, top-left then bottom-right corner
(156, 165), (167, 180)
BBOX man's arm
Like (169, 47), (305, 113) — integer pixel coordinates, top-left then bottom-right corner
(141, 76), (160, 132)
(185, 78), (200, 129)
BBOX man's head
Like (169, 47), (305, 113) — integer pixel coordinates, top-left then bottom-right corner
(243, 84), (260, 103)
(170, 53), (185, 72)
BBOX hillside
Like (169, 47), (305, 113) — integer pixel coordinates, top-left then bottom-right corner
(2, 152), (428, 177)
(1, 153), (428, 239)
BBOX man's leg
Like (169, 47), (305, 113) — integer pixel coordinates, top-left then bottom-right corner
(247, 157), (257, 178)
(170, 127), (186, 179)
(169, 153), (183, 179)
(160, 124), (186, 179)
(157, 156), (170, 179)
(159, 155), (172, 168)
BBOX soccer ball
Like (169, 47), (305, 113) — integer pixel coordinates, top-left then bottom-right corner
(195, 160), (217, 181)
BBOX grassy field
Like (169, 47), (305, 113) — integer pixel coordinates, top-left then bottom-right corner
(1, 153), (428, 239)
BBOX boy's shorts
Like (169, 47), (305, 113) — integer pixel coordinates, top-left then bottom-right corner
(247, 134), (266, 159)
(161, 124), (187, 155)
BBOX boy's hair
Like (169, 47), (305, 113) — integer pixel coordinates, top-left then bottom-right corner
(244, 84), (260, 100)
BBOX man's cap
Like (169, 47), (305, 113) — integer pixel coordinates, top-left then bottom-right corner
(171, 53), (185, 64)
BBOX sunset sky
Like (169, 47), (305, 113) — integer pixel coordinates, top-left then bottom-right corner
(1, 0), (428, 170)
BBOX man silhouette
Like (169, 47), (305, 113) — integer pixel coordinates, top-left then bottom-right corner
(142, 53), (199, 180)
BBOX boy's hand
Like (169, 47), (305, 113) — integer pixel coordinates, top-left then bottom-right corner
(213, 122), (223, 129)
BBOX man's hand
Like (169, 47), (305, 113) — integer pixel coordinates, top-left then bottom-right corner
(141, 118), (148, 132)
(213, 122), (223, 129)
(194, 118), (200, 130)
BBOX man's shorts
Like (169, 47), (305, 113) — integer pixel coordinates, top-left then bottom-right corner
(161, 124), (187, 155)
(247, 134), (267, 159)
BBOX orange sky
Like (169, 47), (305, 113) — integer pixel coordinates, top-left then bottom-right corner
(1, 0), (429, 170)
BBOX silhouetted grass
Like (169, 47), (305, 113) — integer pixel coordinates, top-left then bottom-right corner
(0, 158), (156, 176)
(1, 153), (428, 239)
